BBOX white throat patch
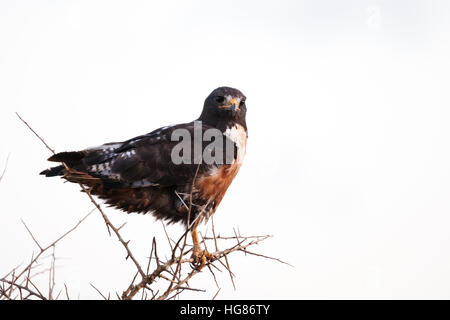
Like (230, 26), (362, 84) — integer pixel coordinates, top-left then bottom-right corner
(224, 124), (247, 164)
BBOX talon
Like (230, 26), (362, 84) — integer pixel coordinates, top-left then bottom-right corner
(190, 251), (206, 270)
(190, 249), (214, 270)
(190, 227), (215, 270)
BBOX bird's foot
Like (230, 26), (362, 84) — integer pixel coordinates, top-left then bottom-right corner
(190, 248), (215, 270)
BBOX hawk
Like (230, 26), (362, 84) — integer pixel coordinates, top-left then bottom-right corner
(41, 86), (247, 267)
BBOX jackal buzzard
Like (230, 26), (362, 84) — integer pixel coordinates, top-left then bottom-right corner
(41, 86), (247, 265)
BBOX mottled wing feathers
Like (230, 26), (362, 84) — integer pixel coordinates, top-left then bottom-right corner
(42, 122), (238, 189)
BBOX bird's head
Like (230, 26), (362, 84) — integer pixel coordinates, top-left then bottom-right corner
(199, 86), (247, 128)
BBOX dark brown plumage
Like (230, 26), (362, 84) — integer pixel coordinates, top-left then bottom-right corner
(41, 86), (248, 266)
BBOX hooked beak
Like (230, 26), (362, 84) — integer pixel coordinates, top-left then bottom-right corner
(219, 97), (240, 116)
(230, 103), (238, 117)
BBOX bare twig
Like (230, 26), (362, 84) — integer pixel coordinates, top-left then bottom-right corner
(0, 209), (93, 300)
(0, 154), (9, 183)
(79, 184), (146, 278)
(15, 113), (55, 154)
(212, 287), (221, 300)
(64, 283), (70, 300)
(16, 113), (146, 278)
(120, 231), (277, 300)
(3, 112), (290, 301)
(90, 283), (108, 300)
(0, 279), (46, 300)
(21, 219), (44, 251)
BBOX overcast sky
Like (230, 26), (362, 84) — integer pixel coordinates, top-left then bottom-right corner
(1, 0), (450, 299)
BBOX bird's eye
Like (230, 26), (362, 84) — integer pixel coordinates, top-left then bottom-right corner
(215, 96), (225, 104)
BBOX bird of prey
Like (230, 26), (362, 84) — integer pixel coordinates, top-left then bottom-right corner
(41, 86), (247, 267)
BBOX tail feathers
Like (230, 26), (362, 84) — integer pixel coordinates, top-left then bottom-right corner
(40, 165), (65, 177)
(48, 151), (85, 163)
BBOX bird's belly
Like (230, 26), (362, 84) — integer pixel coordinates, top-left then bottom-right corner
(196, 162), (242, 207)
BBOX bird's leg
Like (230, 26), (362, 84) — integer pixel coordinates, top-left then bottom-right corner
(190, 227), (214, 270)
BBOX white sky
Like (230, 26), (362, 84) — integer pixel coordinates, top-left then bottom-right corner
(1, 0), (450, 299)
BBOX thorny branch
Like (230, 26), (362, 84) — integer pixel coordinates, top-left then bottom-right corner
(0, 209), (94, 300)
(0, 113), (290, 300)
(15, 112), (146, 278)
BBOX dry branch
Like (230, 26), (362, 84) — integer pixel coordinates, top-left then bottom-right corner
(0, 113), (290, 300)
(0, 209), (93, 300)
(0, 154), (9, 183)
